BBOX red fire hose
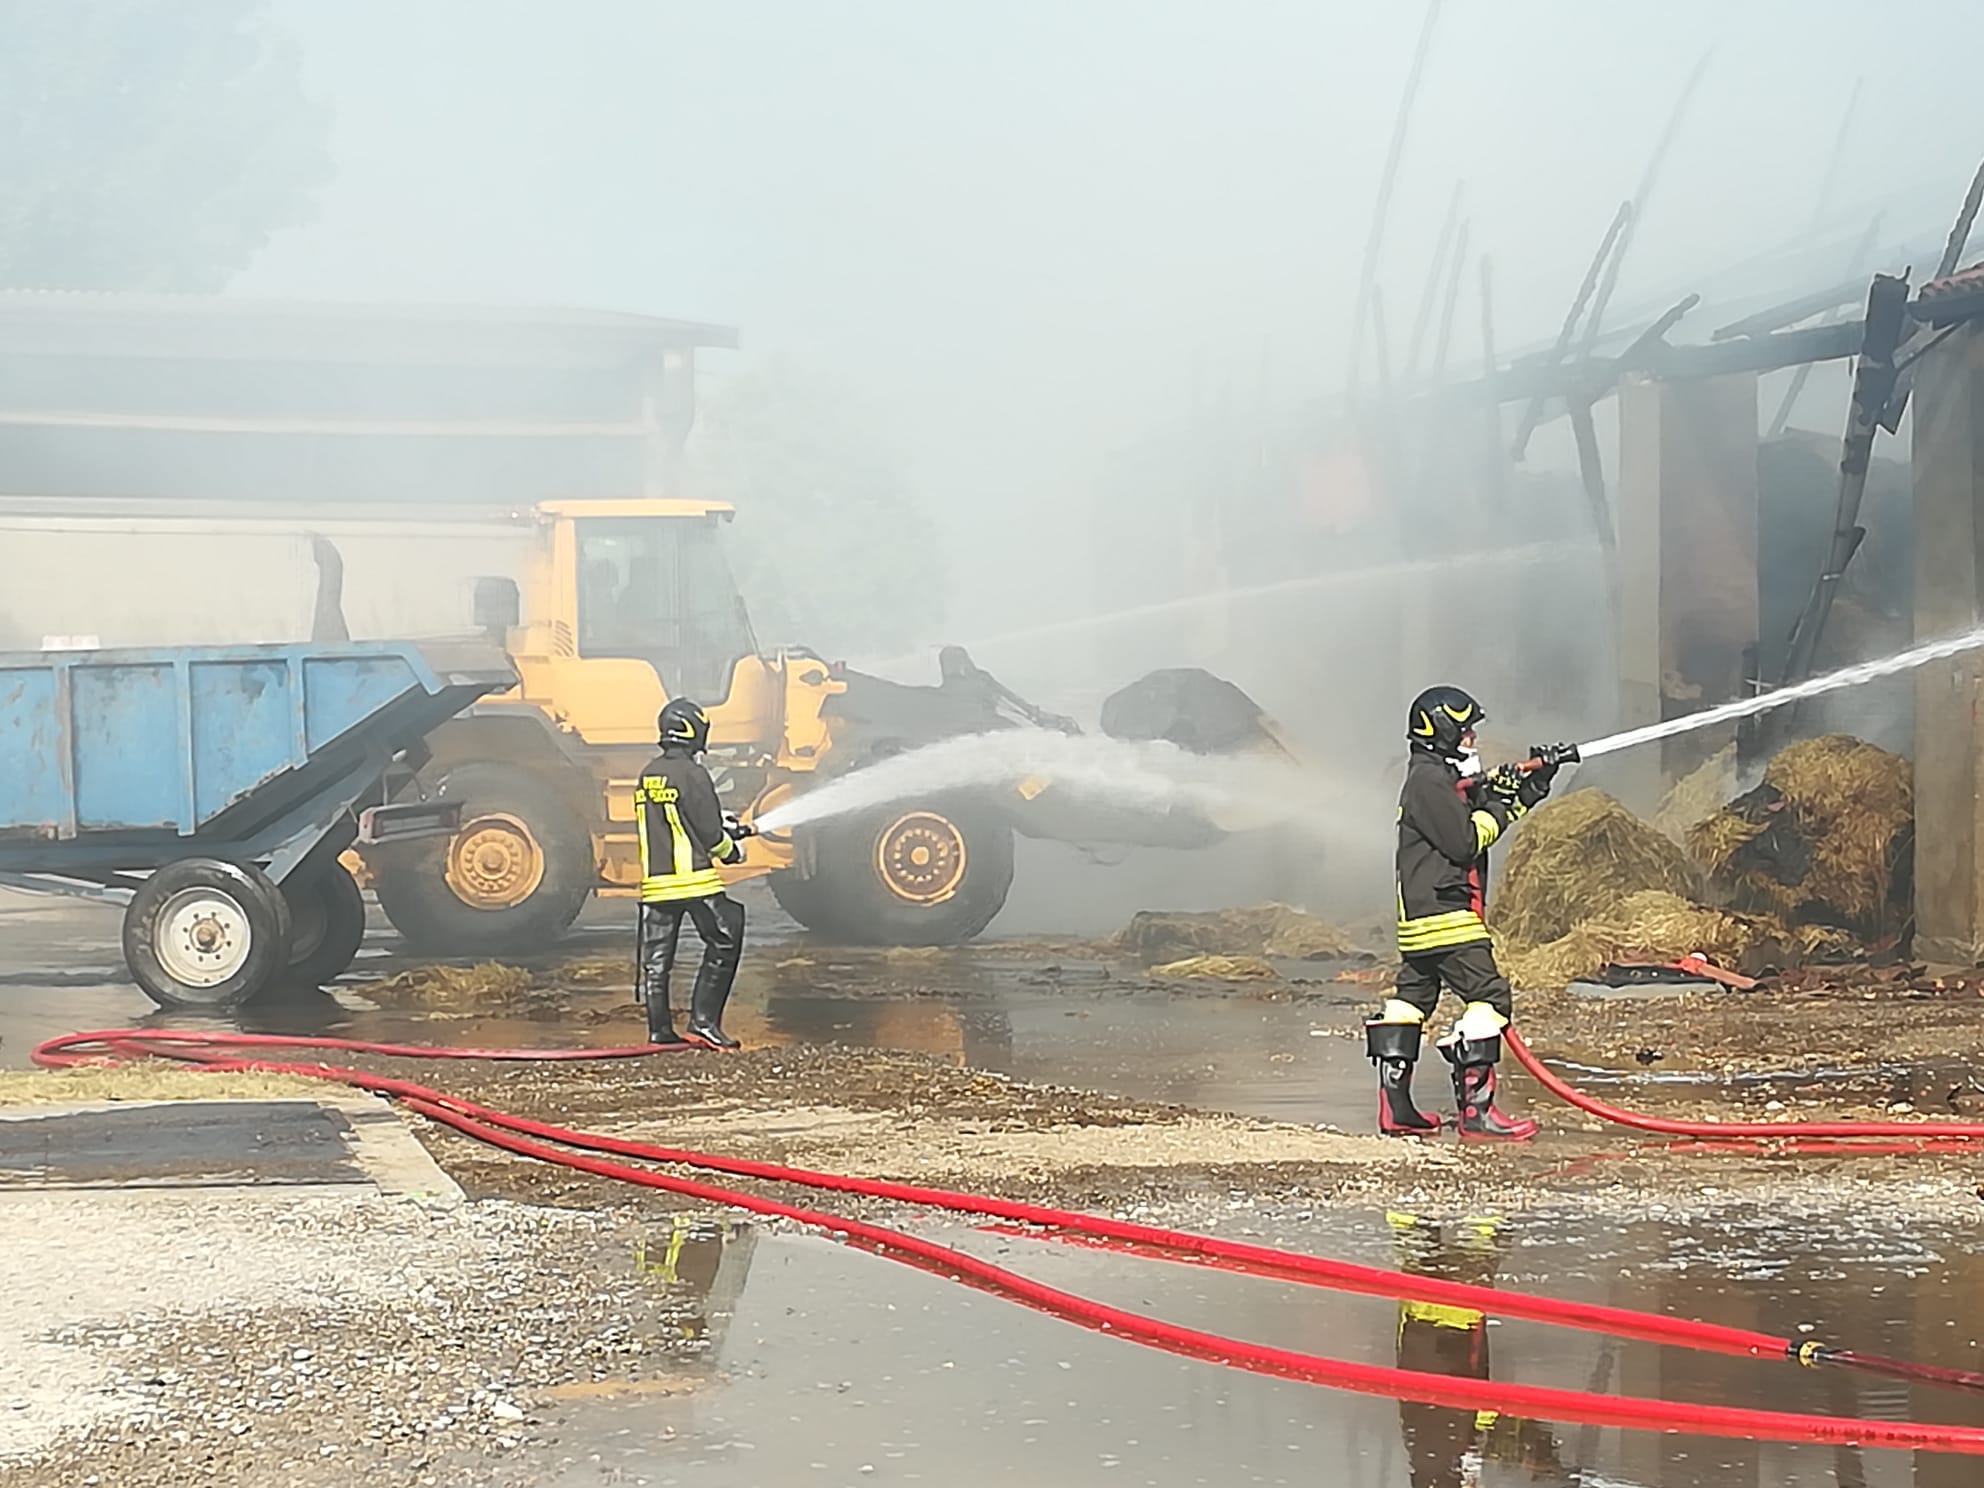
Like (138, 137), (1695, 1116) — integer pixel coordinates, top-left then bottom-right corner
(31, 1029), (1984, 1454)
(1504, 1029), (1984, 1142)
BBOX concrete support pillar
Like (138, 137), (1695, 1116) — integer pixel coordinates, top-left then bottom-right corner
(1613, 372), (1760, 809)
(1911, 325), (1984, 964)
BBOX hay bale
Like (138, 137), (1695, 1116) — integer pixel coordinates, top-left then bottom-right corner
(1500, 888), (1859, 990)
(1687, 735), (1911, 939)
(1651, 744), (1737, 845)
(1150, 954), (1277, 980)
(1491, 790), (1702, 949)
(1114, 905), (1360, 964)
(1502, 889), (1776, 990)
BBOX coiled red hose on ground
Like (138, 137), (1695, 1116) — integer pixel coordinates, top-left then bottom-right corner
(30, 1030), (1984, 1454)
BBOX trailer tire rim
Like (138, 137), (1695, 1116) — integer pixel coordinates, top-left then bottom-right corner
(446, 813), (546, 910)
(875, 812), (967, 906)
(156, 888), (253, 988)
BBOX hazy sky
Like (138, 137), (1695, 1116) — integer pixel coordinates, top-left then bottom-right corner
(241, 1), (1984, 630)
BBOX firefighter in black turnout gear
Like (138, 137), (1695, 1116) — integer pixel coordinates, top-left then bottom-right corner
(1367, 686), (1566, 1141)
(635, 698), (753, 1049)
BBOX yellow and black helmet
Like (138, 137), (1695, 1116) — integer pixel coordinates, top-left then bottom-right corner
(658, 697), (712, 753)
(1406, 685), (1484, 758)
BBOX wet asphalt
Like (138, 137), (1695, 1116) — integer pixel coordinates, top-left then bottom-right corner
(5, 885), (1984, 1486)
(519, 1208), (1984, 1488)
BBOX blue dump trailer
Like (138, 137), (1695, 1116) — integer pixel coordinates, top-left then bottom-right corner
(0, 640), (517, 1009)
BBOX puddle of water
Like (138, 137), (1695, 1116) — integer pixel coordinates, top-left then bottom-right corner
(755, 975), (1377, 1130)
(538, 1207), (1984, 1488)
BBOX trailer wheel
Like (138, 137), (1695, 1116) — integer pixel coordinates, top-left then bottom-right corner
(372, 761), (593, 955)
(797, 799), (1014, 946)
(282, 863), (368, 988)
(123, 859), (293, 1011)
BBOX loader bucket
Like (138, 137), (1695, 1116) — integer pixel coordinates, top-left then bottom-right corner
(1100, 668), (1298, 762)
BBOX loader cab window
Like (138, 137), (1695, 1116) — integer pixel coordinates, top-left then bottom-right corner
(576, 516), (757, 701)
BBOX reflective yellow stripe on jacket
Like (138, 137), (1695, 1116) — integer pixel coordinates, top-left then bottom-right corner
(641, 869), (725, 902)
(1396, 908), (1491, 953)
(636, 795), (725, 903)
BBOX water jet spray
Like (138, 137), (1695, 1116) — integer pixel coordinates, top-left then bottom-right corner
(1533, 623), (1984, 766)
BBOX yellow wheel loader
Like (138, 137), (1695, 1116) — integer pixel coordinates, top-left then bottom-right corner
(341, 495), (1298, 953)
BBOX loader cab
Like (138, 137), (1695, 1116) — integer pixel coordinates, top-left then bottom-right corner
(531, 499), (760, 708)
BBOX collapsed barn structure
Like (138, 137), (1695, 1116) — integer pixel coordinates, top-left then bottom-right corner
(1078, 102), (1984, 962)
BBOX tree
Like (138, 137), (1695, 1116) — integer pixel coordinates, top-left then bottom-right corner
(0, 1), (332, 291)
(688, 365), (944, 660)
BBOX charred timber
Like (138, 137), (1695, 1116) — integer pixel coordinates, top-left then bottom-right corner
(1477, 317), (1866, 406)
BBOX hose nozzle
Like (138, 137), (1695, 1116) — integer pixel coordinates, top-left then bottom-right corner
(1515, 742), (1582, 773)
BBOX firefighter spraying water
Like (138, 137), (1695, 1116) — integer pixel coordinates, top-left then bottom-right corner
(1367, 686), (1579, 1142)
(634, 698), (756, 1049)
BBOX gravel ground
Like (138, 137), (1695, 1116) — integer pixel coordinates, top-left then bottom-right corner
(0, 1188), (689, 1488)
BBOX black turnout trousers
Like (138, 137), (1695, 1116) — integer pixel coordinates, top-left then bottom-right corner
(639, 893), (745, 1009)
(1392, 941), (1513, 1023)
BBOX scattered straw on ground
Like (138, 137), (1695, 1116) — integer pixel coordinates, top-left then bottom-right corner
(549, 955), (631, 988)
(1114, 904), (1362, 964)
(1689, 735), (1911, 938)
(1333, 963), (1399, 986)
(0, 1066), (321, 1106)
(613, 1103), (1455, 1184)
(363, 963), (533, 1004)
(1149, 954), (1277, 980)
(1492, 790), (1702, 949)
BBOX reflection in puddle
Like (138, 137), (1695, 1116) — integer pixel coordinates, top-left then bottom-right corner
(1388, 1210), (1575, 1485)
(589, 1206), (1984, 1487)
(634, 1214), (759, 1350)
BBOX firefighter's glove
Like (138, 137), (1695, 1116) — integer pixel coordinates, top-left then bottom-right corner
(1516, 771), (1552, 810)
(1524, 744), (1565, 787)
(1484, 764), (1525, 803)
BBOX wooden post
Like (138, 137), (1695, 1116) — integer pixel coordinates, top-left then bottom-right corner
(1429, 222), (1469, 383)
(1345, 0), (1442, 396)
(1402, 181), (1463, 383)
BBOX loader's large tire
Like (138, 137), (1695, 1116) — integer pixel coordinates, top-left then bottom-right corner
(123, 858), (292, 1011)
(373, 762), (593, 956)
(282, 862), (368, 988)
(767, 866), (835, 934)
(789, 798), (1013, 946)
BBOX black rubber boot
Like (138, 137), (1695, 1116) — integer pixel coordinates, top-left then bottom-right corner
(685, 957), (741, 1049)
(1366, 1020), (1441, 1136)
(646, 992), (683, 1045)
(1440, 1034), (1538, 1141)
(683, 897), (744, 1050)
